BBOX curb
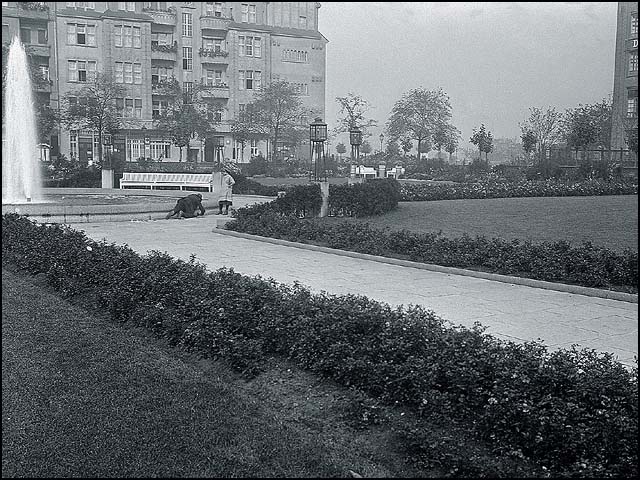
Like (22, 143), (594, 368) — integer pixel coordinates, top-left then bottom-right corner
(211, 228), (639, 304)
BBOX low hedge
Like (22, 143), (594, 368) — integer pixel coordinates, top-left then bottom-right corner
(2, 212), (637, 477)
(225, 211), (638, 293)
(400, 179), (638, 202)
(329, 178), (400, 217)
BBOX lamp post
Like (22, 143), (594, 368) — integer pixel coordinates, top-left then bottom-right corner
(379, 133), (384, 154)
(349, 126), (362, 179)
(309, 117), (327, 182)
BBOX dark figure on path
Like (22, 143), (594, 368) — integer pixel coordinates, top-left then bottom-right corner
(165, 193), (205, 219)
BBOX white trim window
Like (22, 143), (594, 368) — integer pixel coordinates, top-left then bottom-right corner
(250, 139), (258, 157)
(151, 65), (173, 84)
(150, 141), (171, 160)
(239, 35), (260, 57)
(182, 12), (193, 37)
(115, 25), (141, 48)
(183, 46), (193, 70)
(115, 61), (142, 84)
(239, 70), (261, 90)
(69, 131), (78, 158)
(631, 13), (637, 36)
(627, 97), (638, 118)
(67, 2), (95, 9)
(152, 99), (169, 118)
(127, 139), (144, 161)
(629, 52), (638, 74)
(299, 15), (307, 29)
(67, 23), (96, 46)
(203, 37), (224, 52)
(68, 60), (96, 82)
(204, 69), (223, 86)
(118, 2), (135, 11)
(241, 3), (256, 23)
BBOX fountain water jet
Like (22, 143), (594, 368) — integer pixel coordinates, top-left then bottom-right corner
(2, 36), (42, 204)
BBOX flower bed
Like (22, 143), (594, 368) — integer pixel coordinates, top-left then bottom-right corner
(400, 179), (638, 202)
(2, 212), (637, 477)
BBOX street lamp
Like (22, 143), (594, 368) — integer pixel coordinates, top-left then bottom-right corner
(309, 117), (327, 182)
(349, 126), (362, 179)
(379, 133), (384, 153)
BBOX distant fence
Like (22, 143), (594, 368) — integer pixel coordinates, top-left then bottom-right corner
(549, 146), (637, 169)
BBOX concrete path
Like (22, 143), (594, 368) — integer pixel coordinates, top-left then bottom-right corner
(76, 215), (638, 368)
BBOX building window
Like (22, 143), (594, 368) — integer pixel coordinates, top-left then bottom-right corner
(239, 70), (261, 90)
(39, 64), (49, 81)
(151, 65), (173, 84)
(70, 131), (78, 158)
(37, 28), (47, 44)
(241, 3), (256, 23)
(144, 2), (167, 10)
(250, 139), (258, 156)
(151, 32), (173, 46)
(630, 52), (638, 73)
(152, 99), (169, 118)
(115, 25), (141, 48)
(115, 61), (142, 84)
(182, 12), (192, 37)
(67, 2), (95, 8)
(116, 97), (142, 118)
(20, 27), (31, 44)
(204, 69), (223, 86)
(628, 97), (638, 118)
(205, 2), (223, 17)
(68, 60), (96, 82)
(150, 140), (171, 160)
(299, 16), (307, 29)
(67, 23), (96, 46)
(118, 2), (135, 11)
(183, 81), (193, 102)
(182, 46), (192, 70)
(631, 14), (638, 36)
(203, 37), (224, 52)
(239, 35), (261, 57)
(282, 49), (308, 63)
(127, 139), (144, 161)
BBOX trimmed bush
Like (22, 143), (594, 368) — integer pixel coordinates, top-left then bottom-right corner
(329, 178), (401, 217)
(2, 212), (638, 477)
(225, 215), (638, 293)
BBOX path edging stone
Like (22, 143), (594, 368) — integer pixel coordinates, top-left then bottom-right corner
(211, 228), (638, 304)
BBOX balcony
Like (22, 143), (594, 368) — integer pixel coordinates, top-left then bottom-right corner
(25, 44), (50, 57)
(17, 2), (49, 20)
(151, 41), (177, 61)
(32, 78), (52, 93)
(200, 85), (230, 99)
(151, 78), (180, 96)
(198, 48), (229, 64)
(199, 16), (231, 32)
(143, 8), (176, 26)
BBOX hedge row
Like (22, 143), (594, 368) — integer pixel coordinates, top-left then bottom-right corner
(399, 178), (639, 202)
(225, 211), (638, 292)
(2, 213), (637, 477)
(328, 178), (400, 217)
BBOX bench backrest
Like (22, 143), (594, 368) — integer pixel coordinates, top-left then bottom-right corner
(122, 172), (211, 183)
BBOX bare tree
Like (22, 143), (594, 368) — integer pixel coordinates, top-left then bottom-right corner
(333, 92), (378, 137)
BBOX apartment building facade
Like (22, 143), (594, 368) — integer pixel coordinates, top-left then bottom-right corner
(2, 1), (327, 166)
(610, 1), (638, 160)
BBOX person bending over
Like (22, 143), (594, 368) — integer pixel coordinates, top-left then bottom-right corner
(165, 193), (205, 219)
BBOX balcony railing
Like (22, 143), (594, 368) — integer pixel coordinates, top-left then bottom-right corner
(26, 44), (51, 57)
(200, 84), (230, 99)
(144, 8), (176, 26)
(199, 16), (231, 31)
(151, 78), (180, 95)
(16, 1), (49, 19)
(151, 41), (177, 61)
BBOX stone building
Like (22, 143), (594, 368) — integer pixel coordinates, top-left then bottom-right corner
(2, 1), (327, 166)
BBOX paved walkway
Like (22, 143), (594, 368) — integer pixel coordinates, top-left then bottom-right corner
(76, 215), (638, 368)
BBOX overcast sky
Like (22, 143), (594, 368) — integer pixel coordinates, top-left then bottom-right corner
(318, 2), (618, 151)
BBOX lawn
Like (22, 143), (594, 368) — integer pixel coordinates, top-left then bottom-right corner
(2, 268), (539, 478)
(326, 195), (638, 252)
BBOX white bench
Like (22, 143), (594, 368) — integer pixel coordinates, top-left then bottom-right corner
(119, 172), (213, 192)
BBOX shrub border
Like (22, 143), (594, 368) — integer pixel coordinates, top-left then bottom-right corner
(211, 228), (639, 304)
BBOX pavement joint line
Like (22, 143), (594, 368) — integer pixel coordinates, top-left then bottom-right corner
(211, 228), (639, 304)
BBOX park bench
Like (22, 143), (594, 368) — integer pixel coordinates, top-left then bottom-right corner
(119, 172), (213, 192)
